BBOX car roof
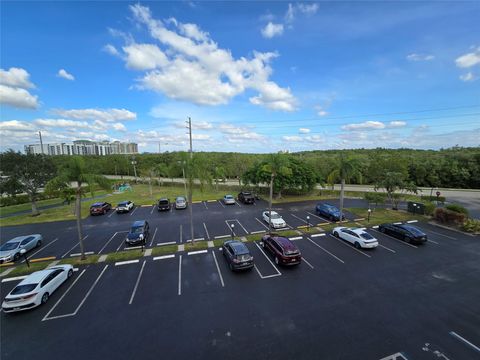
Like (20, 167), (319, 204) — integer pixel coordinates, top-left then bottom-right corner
(272, 236), (297, 250)
(132, 220), (147, 227)
(224, 194), (233, 197)
(17, 269), (55, 285)
(159, 197), (169, 201)
(176, 196), (185, 200)
(350, 228), (368, 235)
(265, 210), (279, 215)
(240, 191), (251, 194)
(91, 202), (105, 206)
(6, 235), (32, 244)
(118, 200), (130, 204)
(398, 224), (423, 232)
(224, 240), (249, 254)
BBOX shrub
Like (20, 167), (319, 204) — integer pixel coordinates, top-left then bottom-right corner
(423, 201), (436, 216)
(364, 192), (386, 208)
(434, 207), (466, 225)
(445, 204), (469, 216)
(462, 219), (480, 233)
(421, 195), (446, 203)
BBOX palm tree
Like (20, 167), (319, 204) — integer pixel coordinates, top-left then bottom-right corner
(47, 157), (111, 260)
(261, 154), (291, 234)
(327, 155), (361, 221)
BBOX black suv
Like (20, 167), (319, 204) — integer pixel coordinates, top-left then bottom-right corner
(378, 223), (427, 244)
(238, 191), (255, 204)
(222, 240), (254, 271)
(126, 220), (150, 246)
(157, 198), (171, 211)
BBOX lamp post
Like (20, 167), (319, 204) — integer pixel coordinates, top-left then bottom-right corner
(230, 223), (235, 239)
(412, 203), (416, 215)
(306, 215), (310, 231)
(367, 208), (372, 223)
(20, 248), (29, 268)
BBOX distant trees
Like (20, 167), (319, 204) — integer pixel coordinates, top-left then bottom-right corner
(374, 172), (417, 210)
(0, 150), (56, 215)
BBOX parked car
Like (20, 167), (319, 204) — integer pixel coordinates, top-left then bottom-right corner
(175, 196), (187, 210)
(222, 240), (254, 271)
(223, 194), (236, 205)
(90, 202), (112, 216)
(126, 220), (150, 246)
(262, 211), (287, 229)
(0, 234), (43, 264)
(332, 227), (378, 249)
(315, 203), (345, 221)
(116, 200), (134, 214)
(157, 198), (171, 211)
(2, 265), (74, 313)
(260, 234), (302, 266)
(378, 223), (427, 244)
(238, 191), (255, 204)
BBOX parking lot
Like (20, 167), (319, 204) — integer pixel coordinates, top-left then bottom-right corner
(1, 208), (480, 359)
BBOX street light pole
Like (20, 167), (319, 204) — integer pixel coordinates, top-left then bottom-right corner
(231, 223), (235, 239)
(306, 215), (310, 231)
(367, 208), (372, 223)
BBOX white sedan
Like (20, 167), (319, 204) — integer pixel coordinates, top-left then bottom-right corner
(2, 265), (74, 313)
(262, 211), (287, 229)
(332, 227), (378, 249)
(116, 200), (134, 213)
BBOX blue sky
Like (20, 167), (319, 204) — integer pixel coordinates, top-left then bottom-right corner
(1, 1), (479, 153)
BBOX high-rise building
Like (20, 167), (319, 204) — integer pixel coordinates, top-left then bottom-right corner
(24, 140), (138, 156)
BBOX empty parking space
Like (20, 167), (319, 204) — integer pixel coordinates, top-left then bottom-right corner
(224, 219), (249, 237)
(97, 231), (129, 254)
(181, 251), (223, 294)
(245, 242), (282, 279)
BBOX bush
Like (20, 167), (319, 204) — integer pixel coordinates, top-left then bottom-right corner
(364, 192), (387, 207)
(421, 195), (446, 203)
(434, 207), (466, 225)
(0, 193), (55, 207)
(462, 219), (480, 233)
(423, 201), (436, 216)
(445, 204), (469, 216)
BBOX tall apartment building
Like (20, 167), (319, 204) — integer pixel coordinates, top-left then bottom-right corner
(24, 140), (138, 156)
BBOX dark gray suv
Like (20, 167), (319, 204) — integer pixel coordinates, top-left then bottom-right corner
(222, 240), (254, 271)
(126, 220), (150, 246)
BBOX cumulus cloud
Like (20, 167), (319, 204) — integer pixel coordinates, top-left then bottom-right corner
(57, 69), (75, 81)
(342, 120), (407, 131)
(455, 47), (480, 68)
(106, 4), (296, 111)
(299, 128), (310, 134)
(459, 71), (477, 82)
(219, 123), (265, 143)
(285, 2), (319, 24)
(0, 120), (35, 132)
(103, 44), (120, 56)
(388, 121), (407, 128)
(34, 118), (89, 128)
(261, 22), (284, 38)
(406, 53), (435, 62)
(51, 108), (137, 122)
(0, 68), (39, 109)
(112, 123), (127, 131)
(283, 135), (302, 142)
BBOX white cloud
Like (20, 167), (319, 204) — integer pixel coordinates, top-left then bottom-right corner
(57, 69), (75, 81)
(103, 44), (120, 57)
(0, 67), (34, 88)
(299, 128), (310, 134)
(123, 43), (168, 70)
(34, 118), (89, 128)
(305, 135), (323, 143)
(112, 123), (127, 131)
(219, 123), (265, 143)
(459, 71), (477, 82)
(283, 135), (302, 142)
(342, 121), (385, 131)
(0, 120), (35, 132)
(388, 121), (407, 128)
(261, 22), (284, 38)
(285, 3), (318, 24)
(297, 3), (319, 15)
(111, 4), (296, 111)
(52, 108), (137, 122)
(0, 84), (39, 109)
(406, 53), (435, 62)
(455, 47), (480, 68)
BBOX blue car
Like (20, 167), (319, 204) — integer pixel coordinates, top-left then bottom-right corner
(315, 203), (345, 222)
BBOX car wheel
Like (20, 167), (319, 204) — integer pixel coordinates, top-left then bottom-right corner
(380, 227), (385, 233)
(330, 215), (335, 221)
(274, 256), (280, 265)
(13, 252), (20, 261)
(41, 293), (49, 304)
(404, 235), (411, 243)
(260, 241), (265, 248)
(229, 263), (234, 271)
(333, 231), (339, 238)
(354, 242), (361, 249)
(36, 240), (42, 248)
(67, 269), (73, 278)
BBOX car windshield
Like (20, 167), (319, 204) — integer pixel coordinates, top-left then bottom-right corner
(10, 284), (38, 295)
(243, 192), (252, 196)
(271, 214), (282, 219)
(131, 226), (144, 234)
(0, 242), (20, 251)
(403, 226), (424, 235)
(360, 232), (374, 240)
(177, 198), (185, 202)
(92, 203), (104, 208)
(159, 200), (169, 205)
(225, 195), (233, 199)
(118, 202), (128, 206)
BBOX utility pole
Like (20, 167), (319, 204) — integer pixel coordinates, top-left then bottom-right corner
(38, 131), (44, 155)
(186, 117), (194, 244)
(131, 156), (138, 183)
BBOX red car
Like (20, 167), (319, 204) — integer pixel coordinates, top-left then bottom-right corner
(260, 234), (302, 266)
(89, 202), (112, 216)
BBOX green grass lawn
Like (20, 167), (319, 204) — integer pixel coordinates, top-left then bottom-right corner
(0, 198), (63, 217)
(346, 207), (427, 227)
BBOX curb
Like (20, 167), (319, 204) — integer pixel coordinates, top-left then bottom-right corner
(428, 221), (477, 237)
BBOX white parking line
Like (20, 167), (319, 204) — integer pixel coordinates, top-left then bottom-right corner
(98, 231), (124, 254)
(302, 256), (314, 269)
(116, 237), (127, 252)
(406, 220), (418, 223)
(393, 222), (403, 225)
(426, 229), (456, 240)
(428, 239), (439, 245)
(225, 220), (236, 236)
(255, 217), (270, 230)
(179, 224), (183, 243)
(311, 233), (326, 238)
(307, 211), (324, 220)
(214, 235), (230, 239)
(115, 260), (139, 266)
(203, 201), (208, 210)
(235, 200), (242, 207)
(157, 241), (177, 246)
(73, 265), (108, 315)
(289, 236), (303, 241)
(219, 200), (225, 208)
(150, 205), (156, 214)
(253, 241), (282, 277)
(129, 260), (146, 305)
(1, 275), (28, 283)
(186, 238), (206, 243)
(178, 255), (182, 296)
(251, 230), (266, 234)
(307, 237), (345, 264)
(70, 251), (95, 257)
(203, 222), (210, 240)
(61, 235), (88, 258)
(108, 210), (115, 218)
(212, 251), (225, 287)
(371, 229), (418, 249)
(290, 213), (309, 224)
(123, 246), (143, 251)
(188, 250), (208, 255)
(149, 227), (158, 247)
(24, 237), (59, 262)
(129, 206), (138, 216)
(153, 254), (175, 261)
(449, 331), (480, 353)
(328, 234), (372, 258)
(42, 269), (87, 321)
(378, 244), (396, 253)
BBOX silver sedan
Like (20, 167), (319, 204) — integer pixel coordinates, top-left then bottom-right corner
(0, 234), (43, 263)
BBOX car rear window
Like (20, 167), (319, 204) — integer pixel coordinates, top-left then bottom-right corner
(11, 284), (38, 295)
(130, 226), (144, 234)
(401, 225), (424, 235)
(231, 242), (249, 254)
(159, 200), (169, 205)
(360, 232), (374, 240)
